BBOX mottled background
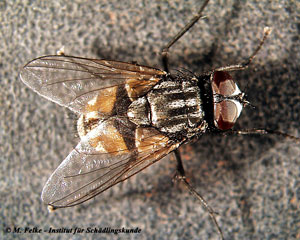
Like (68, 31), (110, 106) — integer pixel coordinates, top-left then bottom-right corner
(1, 0), (299, 239)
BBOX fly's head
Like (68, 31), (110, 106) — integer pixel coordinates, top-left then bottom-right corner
(211, 71), (250, 131)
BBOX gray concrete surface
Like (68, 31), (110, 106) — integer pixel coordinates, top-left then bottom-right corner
(1, 0), (299, 239)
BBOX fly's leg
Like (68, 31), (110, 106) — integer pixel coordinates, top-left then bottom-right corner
(223, 129), (300, 142)
(210, 27), (272, 73)
(173, 149), (225, 240)
(161, 0), (210, 72)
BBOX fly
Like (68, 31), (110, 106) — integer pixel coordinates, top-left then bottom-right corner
(19, 1), (299, 239)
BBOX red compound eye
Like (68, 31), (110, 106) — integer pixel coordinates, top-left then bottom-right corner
(212, 71), (236, 96)
(214, 100), (240, 130)
(212, 71), (243, 130)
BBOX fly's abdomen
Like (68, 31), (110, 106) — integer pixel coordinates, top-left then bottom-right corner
(128, 76), (207, 138)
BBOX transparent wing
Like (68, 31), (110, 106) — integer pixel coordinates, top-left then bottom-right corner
(20, 55), (164, 113)
(41, 122), (181, 209)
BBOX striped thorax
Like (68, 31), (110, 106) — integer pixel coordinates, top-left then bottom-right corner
(128, 75), (207, 139)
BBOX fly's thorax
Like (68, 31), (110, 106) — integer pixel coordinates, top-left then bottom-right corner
(128, 75), (207, 138)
